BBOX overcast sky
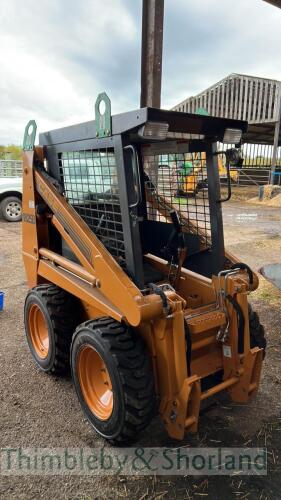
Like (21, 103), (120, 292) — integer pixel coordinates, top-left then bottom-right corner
(0, 0), (281, 144)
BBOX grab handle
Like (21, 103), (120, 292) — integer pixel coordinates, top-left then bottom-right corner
(217, 160), (232, 203)
(124, 145), (142, 208)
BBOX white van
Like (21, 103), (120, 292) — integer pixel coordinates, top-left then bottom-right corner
(0, 161), (22, 222)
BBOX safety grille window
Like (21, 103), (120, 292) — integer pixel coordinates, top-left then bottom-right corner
(59, 149), (125, 261)
(142, 146), (211, 248)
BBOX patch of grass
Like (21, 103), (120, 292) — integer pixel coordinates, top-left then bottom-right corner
(252, 277), (281, 305)
(172, 197), (189, 205)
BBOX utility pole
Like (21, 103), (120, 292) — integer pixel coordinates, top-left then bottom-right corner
(262, 0), (281, 183)
(140, 0), (164, 108)
(262, 0), (281, 7)
(270, 95), (281, 184)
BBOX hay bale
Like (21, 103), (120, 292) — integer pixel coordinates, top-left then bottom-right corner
(267, 193), (281, 207)
(247, 185), (281, 206)
(261, 184), (281, 200)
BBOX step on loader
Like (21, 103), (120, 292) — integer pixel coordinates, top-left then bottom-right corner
(22, 94), (266, 443)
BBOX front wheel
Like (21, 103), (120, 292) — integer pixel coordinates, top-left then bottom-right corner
(0, 196), (22, 222)
(71, 317), (156, 443)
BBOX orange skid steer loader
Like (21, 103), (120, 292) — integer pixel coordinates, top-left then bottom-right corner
(22, 94), (266, 443)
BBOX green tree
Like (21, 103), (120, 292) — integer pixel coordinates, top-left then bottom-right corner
(0, 144), (22, 160)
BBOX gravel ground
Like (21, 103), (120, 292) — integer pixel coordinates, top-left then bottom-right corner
(0, 201), (281, 499)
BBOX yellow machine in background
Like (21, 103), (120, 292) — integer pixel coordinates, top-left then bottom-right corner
(173, 152), (239, 197)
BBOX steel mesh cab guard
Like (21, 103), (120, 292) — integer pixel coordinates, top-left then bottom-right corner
(22, 95), (265, 441)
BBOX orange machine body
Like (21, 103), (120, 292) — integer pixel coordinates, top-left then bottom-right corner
(22, 127), (263, 439)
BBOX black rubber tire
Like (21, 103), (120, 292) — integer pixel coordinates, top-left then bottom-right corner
(249, 304), (266, 356)
(24, 284), (80, 374)
(71, 317), (156, 444)
(0, 196), (22, 222)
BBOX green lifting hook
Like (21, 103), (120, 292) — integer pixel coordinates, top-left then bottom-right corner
(23, 120), (37, 151)
(95, 92), (112, 138)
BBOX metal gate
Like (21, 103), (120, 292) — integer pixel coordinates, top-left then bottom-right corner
(218, 142), (281, 186)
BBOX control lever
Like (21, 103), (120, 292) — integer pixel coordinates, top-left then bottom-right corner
(169, 210), (187, 290)
(170, 210), (185, 248)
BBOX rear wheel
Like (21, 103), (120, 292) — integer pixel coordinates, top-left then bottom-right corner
(249, 304), (266, 355)
(24, 284), (80, 374)
(71, 317), (156, 443)
(0, 196), (22, 222)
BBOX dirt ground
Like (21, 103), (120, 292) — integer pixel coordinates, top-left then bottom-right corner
(0, 200), (281, 499)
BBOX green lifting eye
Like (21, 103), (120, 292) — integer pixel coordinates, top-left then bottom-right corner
(23, 120), (37, 151)
(95, 92), (112, 138)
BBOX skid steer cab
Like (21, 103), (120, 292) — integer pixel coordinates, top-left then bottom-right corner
(22, 93), (266, 443)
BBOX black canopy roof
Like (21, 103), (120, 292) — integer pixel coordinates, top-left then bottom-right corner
(39, 107), (247, 146)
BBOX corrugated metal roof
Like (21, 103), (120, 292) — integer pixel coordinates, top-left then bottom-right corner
(172, 73), (281, 144)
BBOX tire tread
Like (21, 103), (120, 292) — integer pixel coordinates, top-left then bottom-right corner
(72, 317), (156, 443)
(26, 284), (79, 374)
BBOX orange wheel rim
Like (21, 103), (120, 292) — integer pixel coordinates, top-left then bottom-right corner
(28, 304), (49, 359)
(77, 345), (113, 420)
